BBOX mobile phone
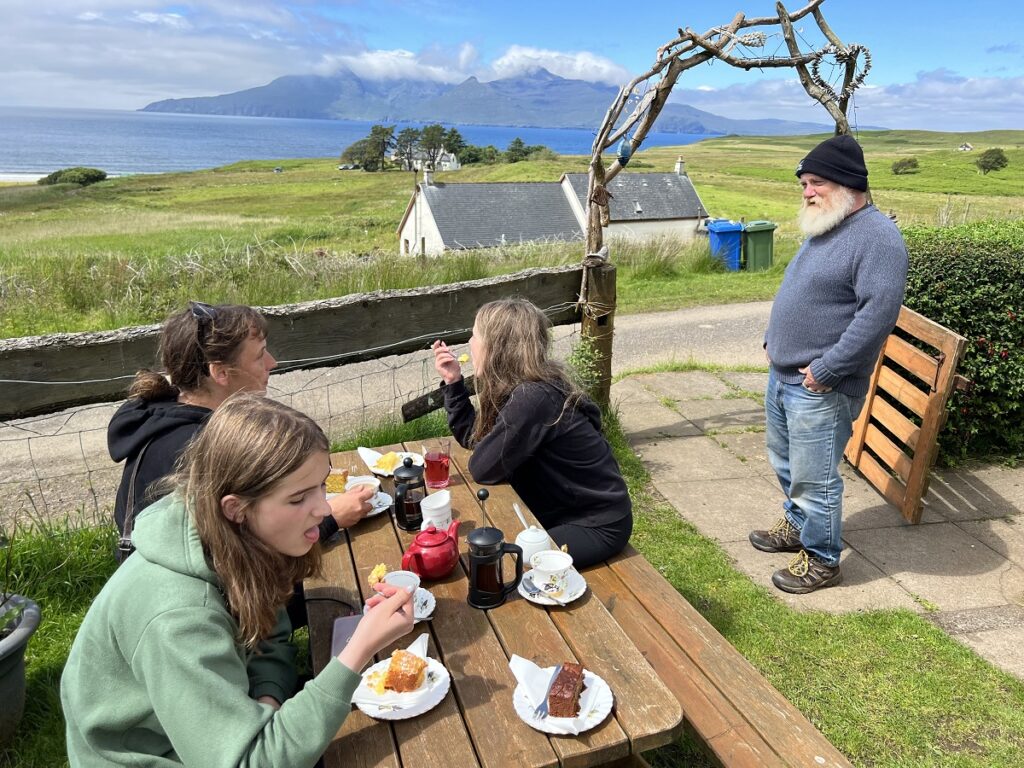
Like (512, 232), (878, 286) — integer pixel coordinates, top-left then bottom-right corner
(331, 614), (363, 658)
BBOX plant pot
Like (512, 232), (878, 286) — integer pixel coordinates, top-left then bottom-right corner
(0, 595), (41, 748)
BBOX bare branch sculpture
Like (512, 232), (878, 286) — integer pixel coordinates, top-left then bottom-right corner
(584, 0), (871, 254)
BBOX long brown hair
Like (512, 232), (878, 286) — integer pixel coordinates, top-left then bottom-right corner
(176, 393), (326, 649)
(471, 298), (582, 444)
(128, 303), (268, 401)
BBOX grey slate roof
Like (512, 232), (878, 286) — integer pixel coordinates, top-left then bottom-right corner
(563, 173), (707, 221)
(420, 182), (583, 250)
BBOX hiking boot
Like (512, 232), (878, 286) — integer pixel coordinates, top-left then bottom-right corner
(772, 550), (842, 594)
(749, 518), (802, 553)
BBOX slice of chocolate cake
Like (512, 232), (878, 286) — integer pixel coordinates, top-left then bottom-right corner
(547, 662), (585, 718)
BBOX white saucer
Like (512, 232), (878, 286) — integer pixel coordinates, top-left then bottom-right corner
(354, 656), (450, 720)
(357, 447), (425, 477)
(325, 491), (392, 518)
(364, 586), (435, 623)
(512, 668), (613, 734)
(519, 567), (587, 606)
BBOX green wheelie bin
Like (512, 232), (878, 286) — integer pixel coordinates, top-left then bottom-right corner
(742, 220), (777, 271)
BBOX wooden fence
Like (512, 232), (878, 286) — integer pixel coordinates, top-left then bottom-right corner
(0, 266), (590, 421)
(844, 305), (970, 524)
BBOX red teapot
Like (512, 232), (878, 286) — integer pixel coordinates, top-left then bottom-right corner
(401, 520), (461, 580)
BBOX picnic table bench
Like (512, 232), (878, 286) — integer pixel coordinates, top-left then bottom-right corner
(305, 439), (853, 768)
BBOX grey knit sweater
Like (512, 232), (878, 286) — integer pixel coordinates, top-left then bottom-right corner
(765, 204), (908, 398)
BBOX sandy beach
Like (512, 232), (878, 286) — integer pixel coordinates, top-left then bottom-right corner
(0, 173), (44, 182)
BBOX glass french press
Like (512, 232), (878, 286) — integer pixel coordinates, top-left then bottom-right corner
(393, 456), (425, 531)
(466, 489), (523, 609)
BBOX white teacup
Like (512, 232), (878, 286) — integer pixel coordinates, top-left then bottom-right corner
(345, 475), (381, 496)
(381, 569), (420, 593)
(529, 550), (573, 597)
(419, 489), (452, 529)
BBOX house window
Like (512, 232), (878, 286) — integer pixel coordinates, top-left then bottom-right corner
(633, 201), (643, 214)
(403, 239), (410, 255)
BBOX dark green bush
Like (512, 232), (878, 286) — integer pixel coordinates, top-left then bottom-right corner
(891, 157), (919, 175)
(37, 166), (107, 186)
(902, 219), (1024, 462)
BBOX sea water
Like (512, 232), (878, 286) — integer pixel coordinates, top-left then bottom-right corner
(0, 106), (715, 179)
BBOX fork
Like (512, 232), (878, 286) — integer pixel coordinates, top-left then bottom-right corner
(533, 664), (563, 719)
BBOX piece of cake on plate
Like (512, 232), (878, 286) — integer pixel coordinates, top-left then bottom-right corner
(384, 649), (427, 693)
(547, 662), (585, 718)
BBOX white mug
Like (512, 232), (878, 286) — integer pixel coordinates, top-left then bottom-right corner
(419, 489), (452, 529)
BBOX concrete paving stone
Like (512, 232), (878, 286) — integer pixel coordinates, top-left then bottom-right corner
(925, 469), (1021, 520)
(670, 397), (766, 434)
(712, 431), (773, 476)
(842, 475), (947, 529)
(719, 371), (769, 397)
(844, 522), (1024, 612)
(0, 437), (33, 484)
(655, 476), (785, 544)
(720, 540), (922, 614)
(644, 436), (763, 488)
(955, 626), (1024, 680)
(929, 604), (1024, 635)
(612, 379), (702, 443)
(632, 371), (732, 400)
(935, 463), (1024, 505)
(957, 518), (1024, 570)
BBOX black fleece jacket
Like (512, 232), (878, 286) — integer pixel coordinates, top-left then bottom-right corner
(108, 397), (340, 556)
(443, 378), (631, 529)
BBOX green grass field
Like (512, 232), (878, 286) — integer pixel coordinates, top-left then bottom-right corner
(1, 129), (1021, 338)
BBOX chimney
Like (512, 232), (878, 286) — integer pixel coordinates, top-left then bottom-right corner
(674, 156), (687, 176)
(423, 169), (434, 186)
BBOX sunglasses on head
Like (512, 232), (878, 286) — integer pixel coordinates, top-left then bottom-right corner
(189, 301), (218, 346)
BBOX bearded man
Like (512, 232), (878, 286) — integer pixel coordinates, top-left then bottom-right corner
(750, 134), (908, 594)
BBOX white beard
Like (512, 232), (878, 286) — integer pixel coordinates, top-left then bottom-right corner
(797, 186), (858, 237)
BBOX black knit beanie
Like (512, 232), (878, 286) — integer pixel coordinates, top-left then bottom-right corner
(794, 134), (868, 191)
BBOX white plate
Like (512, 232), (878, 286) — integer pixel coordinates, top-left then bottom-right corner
(358, 447), (425, 477)
(354, 656), (450, 720)
(364, 587), (435, 624)
(325, 492), (393, 518)
(519, 567), (587, 606)
(512, 668), (613, 734)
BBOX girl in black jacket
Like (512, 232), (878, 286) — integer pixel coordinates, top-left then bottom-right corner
(432, 298), (631, 569)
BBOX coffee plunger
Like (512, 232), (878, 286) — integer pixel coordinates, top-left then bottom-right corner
(466, 489), (523, 609)
(393, 456), (425, 531)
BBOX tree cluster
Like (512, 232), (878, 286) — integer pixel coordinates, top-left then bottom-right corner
(340, 125), (556, 171)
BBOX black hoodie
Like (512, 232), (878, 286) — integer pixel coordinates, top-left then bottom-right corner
(108, 396), (341, 561)
(108, 396), (213, 548)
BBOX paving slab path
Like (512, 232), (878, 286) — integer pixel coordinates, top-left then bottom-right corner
(612, 369), (1024, 682)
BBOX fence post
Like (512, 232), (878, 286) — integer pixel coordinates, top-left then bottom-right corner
(580, 253), (617, 410)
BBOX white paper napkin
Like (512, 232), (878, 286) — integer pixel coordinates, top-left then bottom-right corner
(351, 633), (433, 709)
(508, 654), (596, 735)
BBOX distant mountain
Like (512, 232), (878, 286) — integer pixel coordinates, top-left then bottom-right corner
(141, 67), (838, 136)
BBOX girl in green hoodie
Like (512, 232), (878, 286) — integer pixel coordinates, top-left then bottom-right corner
(62, 394), (415, 767)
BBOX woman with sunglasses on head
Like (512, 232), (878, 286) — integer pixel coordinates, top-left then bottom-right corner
(108, 302), (374, 564)
(432, 298), (632, 570)
(66, 394), (415, 767)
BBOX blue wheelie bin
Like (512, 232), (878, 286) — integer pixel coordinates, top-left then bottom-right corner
(706, 219), (744, 271)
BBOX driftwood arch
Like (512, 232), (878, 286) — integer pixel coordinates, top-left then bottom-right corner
(576, 1), (870, 406)
(585, 0), (870, 254)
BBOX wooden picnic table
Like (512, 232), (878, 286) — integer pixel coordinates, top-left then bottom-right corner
(304, 438), (683, 768)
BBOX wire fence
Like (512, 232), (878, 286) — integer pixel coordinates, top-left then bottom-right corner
(0, 310), (584, 533)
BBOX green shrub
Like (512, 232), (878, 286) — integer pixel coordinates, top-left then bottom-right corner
(37, 167), (107, 186)
(902, 219), (1024, 461)
(891, 157), (919, 175)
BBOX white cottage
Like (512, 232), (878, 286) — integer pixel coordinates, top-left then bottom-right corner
(396, 159), (708, 256)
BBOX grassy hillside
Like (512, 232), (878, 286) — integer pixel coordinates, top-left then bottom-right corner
(0, 129), (1021, 336)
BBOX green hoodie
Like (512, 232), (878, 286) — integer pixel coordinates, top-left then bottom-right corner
(61, 494), (360, 767)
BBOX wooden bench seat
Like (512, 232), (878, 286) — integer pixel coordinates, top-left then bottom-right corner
(587, 545), (853, 768)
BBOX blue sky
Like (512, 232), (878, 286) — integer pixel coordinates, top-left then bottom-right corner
(0, 0), (1021, 131)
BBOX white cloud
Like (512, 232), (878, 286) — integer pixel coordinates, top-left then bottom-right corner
(314, 49), (468, 83)
(131, 12), (190, 30)
(76, 12), (102, 22)
(672, 70), (1024, 132)
(490, 45), (630, 85)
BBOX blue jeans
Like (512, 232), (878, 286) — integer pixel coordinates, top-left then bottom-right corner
(765, 368), (865, 567)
